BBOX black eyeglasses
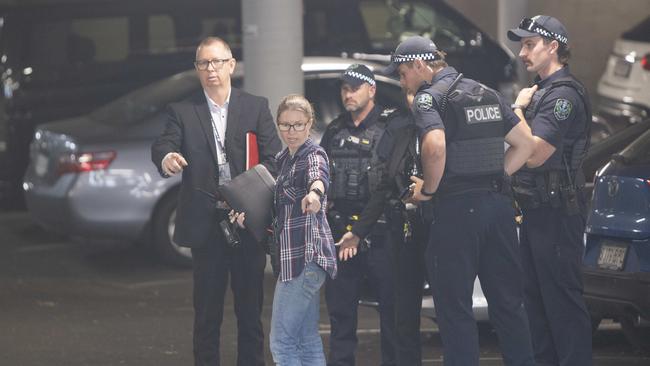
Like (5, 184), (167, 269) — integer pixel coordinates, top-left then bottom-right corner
(194, 58), (232, 71)
(518, 18), (568, 45)
(277, 122), (308, 132)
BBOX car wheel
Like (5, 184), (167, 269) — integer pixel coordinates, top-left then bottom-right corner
(620, 313), (650, 353)
(153, 193), (192, 267)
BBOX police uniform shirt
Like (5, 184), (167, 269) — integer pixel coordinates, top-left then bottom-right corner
(528, 66), (587, 151)
(320, 104), (383, 150)
(350, 109), (415, 239)
(412, 66), (520, 138)
(375, 108), (413, 162)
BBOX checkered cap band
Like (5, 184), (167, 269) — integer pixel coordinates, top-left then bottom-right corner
(344, 70), (376, 86)
(391, 52), (437, 64)
(519, 18), (568, 45)
(530, 26), (568, 44)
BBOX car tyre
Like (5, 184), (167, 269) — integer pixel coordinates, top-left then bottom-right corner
(620, 313), (650, 353)
(153, 192), (192, 268)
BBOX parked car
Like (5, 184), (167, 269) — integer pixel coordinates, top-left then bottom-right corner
(1, 0), (516, 208)
(583, 118), (650, 199)
(583, 123), (650, 352)
(21, 57), (400, 265)
(596, 16), (650, 135)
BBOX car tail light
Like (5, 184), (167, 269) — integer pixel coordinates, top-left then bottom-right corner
(642, 53), (650, 71)
(58, 151), (116, 175)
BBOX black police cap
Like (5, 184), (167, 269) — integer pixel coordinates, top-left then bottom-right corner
(508, 15), (569, 45)
(382, 36), (438, 75)
(340, 64), (376, 88)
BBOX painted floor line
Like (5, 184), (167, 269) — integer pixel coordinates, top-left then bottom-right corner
(14, 243), (71, 253)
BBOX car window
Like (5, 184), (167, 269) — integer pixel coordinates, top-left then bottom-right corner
(89, 71), (199, 125)
(88, 70), (243, 126)
(358, 0), (465, 53)
(622, 16), (650, 43)
(305, 75), (405, 130)
(620, 129), (650, 166)
(89, 68), (401, 128)
(305, 78), (342, 133)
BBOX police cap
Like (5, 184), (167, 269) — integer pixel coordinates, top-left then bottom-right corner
(508, 15), (569, 45)
(340, 64), (376, 88)
(382, 35), (439, 75)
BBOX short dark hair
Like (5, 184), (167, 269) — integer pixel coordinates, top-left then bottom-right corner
(542, 37), (570, 64)
(196, 37), (232, 58)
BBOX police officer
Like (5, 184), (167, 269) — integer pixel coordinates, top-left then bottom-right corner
(384, 36), (537, 366)
(338, 91), (428, 366)
(508, 15), (593, 366)
(321, 64), (396, 366)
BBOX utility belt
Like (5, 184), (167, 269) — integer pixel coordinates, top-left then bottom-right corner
(327, 210), (386, 251)
(512, 171), (581, 215)
(436, 175), (512, 200)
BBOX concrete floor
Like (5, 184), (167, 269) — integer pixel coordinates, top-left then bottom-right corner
(1, 211), (648, 365)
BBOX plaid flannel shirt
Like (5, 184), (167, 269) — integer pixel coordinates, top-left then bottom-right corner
(274, 138), (337, 282)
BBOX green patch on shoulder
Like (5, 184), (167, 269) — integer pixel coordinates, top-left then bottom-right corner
(553, 98), (572, 121)
(416, 93), (433, 112)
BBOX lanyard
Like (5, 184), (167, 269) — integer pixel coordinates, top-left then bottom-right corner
(209, 115), (228, 163)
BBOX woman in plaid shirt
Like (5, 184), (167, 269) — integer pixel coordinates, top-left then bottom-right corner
(235, 94), (337, 365)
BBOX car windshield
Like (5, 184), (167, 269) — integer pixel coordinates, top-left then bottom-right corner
(620, 128), (650, 166)
(622, 16), (650, 42)
(89, 70), (199, 125)
(358, 0), (466, 53)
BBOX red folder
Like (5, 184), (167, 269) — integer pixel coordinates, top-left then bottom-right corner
(246, 131), (259, 170)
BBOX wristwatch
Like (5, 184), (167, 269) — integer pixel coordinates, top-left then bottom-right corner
(421, 189), (436, 197)
(310, 187), (324, 198)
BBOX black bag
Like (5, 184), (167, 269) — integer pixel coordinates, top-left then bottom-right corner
(217, 164), (276, 243)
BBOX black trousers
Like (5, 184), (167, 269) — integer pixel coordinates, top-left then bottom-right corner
(190, 226), (267, 366)
(390, 213), (427, 366)
(325, 224), (397, 366)
(426, 192), (535, 366)
(520, 206), (593, 366)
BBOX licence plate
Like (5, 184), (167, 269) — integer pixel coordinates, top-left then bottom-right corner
(597, 242), (628, 271)
(34, 153), (48, 177)
(613, 59), (632, 78)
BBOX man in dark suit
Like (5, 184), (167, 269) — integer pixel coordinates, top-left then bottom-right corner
(151, 37), (282, 366)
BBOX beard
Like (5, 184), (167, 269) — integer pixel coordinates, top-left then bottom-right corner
(344, 100), (367, 113)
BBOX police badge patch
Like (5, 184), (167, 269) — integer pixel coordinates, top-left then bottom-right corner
(553, 98), (572, 121)
(416, 93), (433, 111)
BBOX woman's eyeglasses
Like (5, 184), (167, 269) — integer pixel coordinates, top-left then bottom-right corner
(277, 122), (308, 132)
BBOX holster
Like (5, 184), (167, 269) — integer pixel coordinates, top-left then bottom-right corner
(513, 171), (581, 215)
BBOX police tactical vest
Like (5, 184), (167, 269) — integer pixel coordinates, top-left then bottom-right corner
(327, 111), (389, 202)
(522, 75), (592, 177)
(436, 78), (506, 191)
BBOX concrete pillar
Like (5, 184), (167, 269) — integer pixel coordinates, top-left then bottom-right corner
(498, 0), (529, 87)
(242, 0), (303, 118)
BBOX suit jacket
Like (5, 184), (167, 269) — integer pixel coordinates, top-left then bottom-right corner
(151, 88), (282, 248)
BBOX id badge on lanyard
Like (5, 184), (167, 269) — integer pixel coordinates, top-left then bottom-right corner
(211, 116), (231, 186)
(218, 161), (232, 185)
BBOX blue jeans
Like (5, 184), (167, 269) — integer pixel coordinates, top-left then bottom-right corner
(270, 261), (327, 366)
